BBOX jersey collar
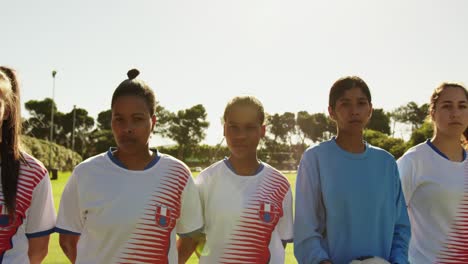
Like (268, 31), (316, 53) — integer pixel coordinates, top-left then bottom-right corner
(223, 157), (264, 176)
(107, 147), (161, 170)
(426, 139), (467, 161)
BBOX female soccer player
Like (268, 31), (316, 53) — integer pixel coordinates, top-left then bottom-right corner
(294, 76), (410, 264)
(397, 83), (468, 263)
(56, 69), (203, 263)
(178, 96), (293, 264)
(0, 66), (56, 263)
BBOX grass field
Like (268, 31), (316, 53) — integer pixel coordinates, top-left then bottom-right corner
(43, 171), (298, 264)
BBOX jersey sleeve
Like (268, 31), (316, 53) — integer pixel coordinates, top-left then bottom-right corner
(277, 187), (293, 243)
(55, 169), (84, 235)
(293, 149), (330, 264)
(25, 172), (56, 238)
(397, 154), (416, 205)
(176, 174), (203, 236)
(194, 170), (208, 234)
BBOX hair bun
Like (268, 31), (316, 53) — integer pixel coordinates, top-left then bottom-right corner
(127, 69), (140, 80)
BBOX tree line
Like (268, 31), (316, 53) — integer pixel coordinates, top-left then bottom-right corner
(22, 98), (209, 160)
(23, 98), (432, 169)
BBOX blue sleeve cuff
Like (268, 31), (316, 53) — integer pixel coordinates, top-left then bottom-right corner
(54, 227), (81, 236)
(26, 227), (55, 238)
(294, 238), (330, 264)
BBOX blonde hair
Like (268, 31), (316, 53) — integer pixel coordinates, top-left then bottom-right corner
(223, 95), (265, 125)
(0, 71), (11, 92)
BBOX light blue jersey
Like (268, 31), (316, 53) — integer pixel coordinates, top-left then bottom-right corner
(294, 138), (410, 264)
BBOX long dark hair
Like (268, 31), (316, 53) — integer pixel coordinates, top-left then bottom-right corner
(0, 66), (23, 217)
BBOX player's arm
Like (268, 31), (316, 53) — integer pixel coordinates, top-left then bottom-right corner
(56, 168), (84, 264)
(278, 186), (294, 249)
(389, 162), (411, 264)
(177, 232), (205, 263)
(25, 170), (56, 264)
(294, 150), (330, 264)
(28, 235), (50, 264)
(176, 169), (205, 264)
(177, 236), (197, 263)
(59, 234), (80, 263)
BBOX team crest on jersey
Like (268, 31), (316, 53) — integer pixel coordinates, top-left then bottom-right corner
(155, 204), (176, 229)
(258, 201), (281, 224)
(0, 204), (10, 227)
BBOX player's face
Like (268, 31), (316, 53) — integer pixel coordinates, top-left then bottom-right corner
(111, 95), (156, 154)
(224, 105), (265, 159)
(328, 87), (372, 134)
(432, 87), (468, 138)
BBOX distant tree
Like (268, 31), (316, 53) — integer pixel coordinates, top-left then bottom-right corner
(57, 108), (95, 156)
(86, 109), (114, 157)
(391, 102), (429, 131)
(96, 109), (112, 130)
(367, 108), (391, 135)
(88, 129), (116, 157)
(154, 104), (172, 136)
(24, 98), (63, 140)
(24, 98), (57, 122)
(166, 104), (209, 159)
(364, 129), (407, 158)
(296, 111), (335, 143)
(267, 112), (296, 144)
(21, 136), (82, 171)
(296, 111), (313, 144)
(313, 113), (336, 140)
(262, 138), (293, 169)
(290, 142), (308, 167)
(408, 121), (433, 148)
(23, 99), (99, 158)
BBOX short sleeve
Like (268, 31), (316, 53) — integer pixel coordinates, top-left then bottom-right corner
(55, 170), (84, 235)
(194, 170), (208, 232)
(25, 173), (56, 238)
(397, 155), (416, 205)
(176, 175), (203, 235)
(277, 187), (293, 242)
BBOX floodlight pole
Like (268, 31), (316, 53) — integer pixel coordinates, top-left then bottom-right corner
(49, 70), (57, 168)
(72, 105), (76, 151)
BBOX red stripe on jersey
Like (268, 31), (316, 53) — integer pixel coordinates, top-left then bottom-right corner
(0, 155), (47, 254)
(117, 162), (190, 264)
(436, 162), (468, 264)
(220, 170), (290, 264)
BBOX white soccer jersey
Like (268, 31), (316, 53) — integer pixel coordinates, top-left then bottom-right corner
(56, 150), (203, 264)
(195, 159), (293, 264)
(0, 153), (56, 263)
(397, 141), (468, 264)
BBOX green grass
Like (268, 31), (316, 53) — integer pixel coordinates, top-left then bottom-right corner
(43, 171), (72, 264)
(43, 171), (298, 264)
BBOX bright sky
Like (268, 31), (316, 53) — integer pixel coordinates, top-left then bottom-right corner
(2, 0), (467, 145)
